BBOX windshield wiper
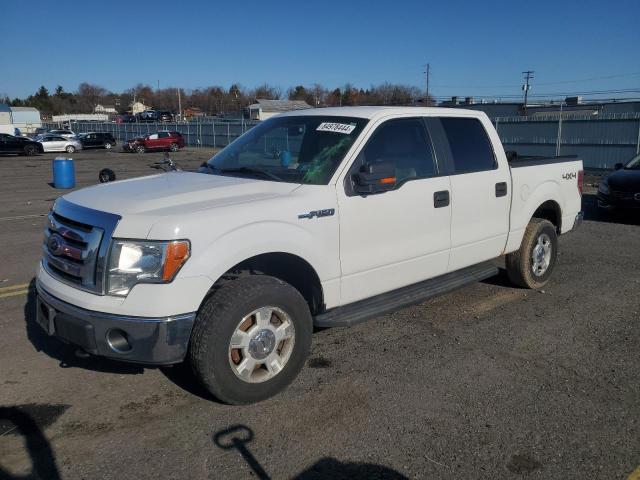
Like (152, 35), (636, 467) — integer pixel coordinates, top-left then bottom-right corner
(218, 166), (283, 182)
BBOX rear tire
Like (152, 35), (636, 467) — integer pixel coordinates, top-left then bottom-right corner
(169, 142), (179, 152)
(506, 218), (558, 289)
(189, 275), (312, 405)
(24, 145), (37, 156)
(105, 142), (112, 150)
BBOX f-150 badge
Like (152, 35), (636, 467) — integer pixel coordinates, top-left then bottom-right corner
(298, 209), (335, 219)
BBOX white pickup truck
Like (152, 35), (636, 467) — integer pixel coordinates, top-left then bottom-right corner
(36, 107), (583, 404)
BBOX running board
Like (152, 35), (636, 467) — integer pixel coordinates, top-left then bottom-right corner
(313, 262), (499, 328)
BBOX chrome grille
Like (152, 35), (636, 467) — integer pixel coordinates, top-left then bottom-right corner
(42, 198), (121, 294)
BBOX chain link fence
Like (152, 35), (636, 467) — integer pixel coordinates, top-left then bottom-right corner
(494, 112), (640, 169)
(42, 119), (260, 149)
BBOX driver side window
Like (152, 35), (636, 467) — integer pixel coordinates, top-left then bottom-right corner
(355, 118), (437, 186)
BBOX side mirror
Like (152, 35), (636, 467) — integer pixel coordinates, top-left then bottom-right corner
(614, 163), (624, 170)
(352, 162), (396, 194)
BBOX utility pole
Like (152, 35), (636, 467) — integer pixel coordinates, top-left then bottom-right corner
(424, 63), (431, 106)
(522, 70), (534, 115)
(177, 88), (182, 120)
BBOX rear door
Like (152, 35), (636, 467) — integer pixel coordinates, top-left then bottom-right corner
(433, 116), (511, 271)
(157, 131), (171, 149)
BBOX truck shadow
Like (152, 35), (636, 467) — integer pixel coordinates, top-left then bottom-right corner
(0, 405), (64, 480)
(23, 279), (144, 375)
(582, 193), (640, 226)
(213, 424), (410, 480)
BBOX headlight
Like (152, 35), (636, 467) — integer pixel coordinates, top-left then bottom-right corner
(107, 239), (190, 296)
(598, 180), (609, 195)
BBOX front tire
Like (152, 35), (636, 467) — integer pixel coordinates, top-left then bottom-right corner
(136, 144), (146, 154)
(189, 275), (312, 405)
(105, 142), (112, 150)
(66, 145), (76, 153)
(24, 145), (37, 156)
(169, 142), (179, 152)
(506, 218), (558, 289)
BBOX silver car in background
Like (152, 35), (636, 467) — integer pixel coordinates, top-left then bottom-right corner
(37, 135), (83, 153)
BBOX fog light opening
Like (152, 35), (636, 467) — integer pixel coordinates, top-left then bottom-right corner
(106, 329), (132, 353)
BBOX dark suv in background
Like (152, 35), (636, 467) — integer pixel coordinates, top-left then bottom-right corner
(79, 132), (117, 149)
(137, 110), (174, 122)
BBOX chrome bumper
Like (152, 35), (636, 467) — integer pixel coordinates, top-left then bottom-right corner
(35, 282), (195, 365)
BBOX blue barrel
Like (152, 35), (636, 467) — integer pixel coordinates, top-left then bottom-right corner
(52, 157), (75, 189)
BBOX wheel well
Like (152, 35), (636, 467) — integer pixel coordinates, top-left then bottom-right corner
(219, 253), (324, 315)
(533, 200), (561, 232)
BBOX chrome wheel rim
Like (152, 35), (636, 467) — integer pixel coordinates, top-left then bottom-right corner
(229, 306), (295, 383)
(105, 143), (112, 149)
(66, 146), (74, 153)
(531, 233), (552, 277)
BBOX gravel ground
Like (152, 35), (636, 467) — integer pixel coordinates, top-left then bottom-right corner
(0, 148), (639, 480)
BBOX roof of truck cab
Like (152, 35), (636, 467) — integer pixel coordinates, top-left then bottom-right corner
(277, 106), (486, 119)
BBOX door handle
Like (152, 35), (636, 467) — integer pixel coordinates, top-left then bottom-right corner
(495, 182), (508, 197)
(433, 190), (450, 208)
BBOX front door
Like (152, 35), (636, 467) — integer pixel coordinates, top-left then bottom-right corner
(337, 117), (452, 305)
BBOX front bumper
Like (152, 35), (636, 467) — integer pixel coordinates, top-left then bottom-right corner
(36, 282), (195, 365)
(597, 192), (640, 209)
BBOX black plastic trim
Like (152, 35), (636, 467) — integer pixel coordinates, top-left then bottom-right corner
(313, 261), (498, 327)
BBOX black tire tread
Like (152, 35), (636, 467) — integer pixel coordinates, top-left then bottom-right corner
(189, 275), (311, 404)
(506, 218), (556, 289)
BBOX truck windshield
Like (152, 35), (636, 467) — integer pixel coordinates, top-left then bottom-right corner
(205, 116), (368, 184)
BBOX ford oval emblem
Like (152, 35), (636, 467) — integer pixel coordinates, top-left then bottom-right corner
(47, 234), (64, 256)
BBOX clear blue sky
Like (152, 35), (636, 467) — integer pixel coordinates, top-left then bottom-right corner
(3, 0), (639, 101)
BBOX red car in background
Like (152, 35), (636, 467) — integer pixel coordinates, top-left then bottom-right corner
(123, 131), (185, 153)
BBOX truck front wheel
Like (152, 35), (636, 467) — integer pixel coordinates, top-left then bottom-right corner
(189, 275), (312, 404)
(506, 218), (558, 289)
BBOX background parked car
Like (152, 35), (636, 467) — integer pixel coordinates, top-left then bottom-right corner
(78, 132), (117, 150)
(114, 114), (137, 124)
(38, 135), (83, 153)
(123, 131), (184, 153)
(597, 153), (640, 212)
(48, 129), (77, 139)
(0, 133), (44, 156)
(136, 110), (174, 122)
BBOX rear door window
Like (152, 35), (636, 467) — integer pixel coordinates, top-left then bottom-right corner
(440, 117), (496, 174)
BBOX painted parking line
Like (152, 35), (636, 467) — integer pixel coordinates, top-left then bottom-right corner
(0, 283), (32, 299)
(627, 466), (640, 480)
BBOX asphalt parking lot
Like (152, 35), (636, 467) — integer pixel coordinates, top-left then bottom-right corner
(1, 148), (639, 480)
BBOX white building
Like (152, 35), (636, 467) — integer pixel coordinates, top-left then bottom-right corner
(94, 104), (117, 114)
(248, 99), (311, 121)
(0, 104), (42, 135)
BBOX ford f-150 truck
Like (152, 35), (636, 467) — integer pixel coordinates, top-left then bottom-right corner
(36, 107), (584, 404)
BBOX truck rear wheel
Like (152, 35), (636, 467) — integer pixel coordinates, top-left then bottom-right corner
(506, 218), (558, 289)
(189, 275), (312, 405)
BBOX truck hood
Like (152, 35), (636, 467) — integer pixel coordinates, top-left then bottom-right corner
(62, 171), (300, 218)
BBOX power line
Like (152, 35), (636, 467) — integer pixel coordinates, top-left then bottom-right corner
(431, 70), (640, 89)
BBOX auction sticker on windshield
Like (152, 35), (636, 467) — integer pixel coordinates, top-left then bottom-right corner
(316, 122), (356, 134)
